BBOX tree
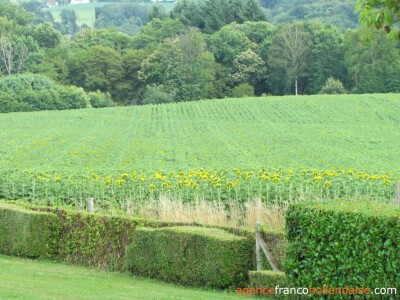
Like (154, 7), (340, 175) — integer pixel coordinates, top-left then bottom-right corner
(268, 23), (312, 95)
(60, 9), (78, 35)
(229, 49), (266, 86)
(356, 0), (400, 39)
(170, 0), (267, 33)
(32, 22), (61, 48)
(303, 21), (349, 94)
(130, 18), (185, 50)
(67, 45), (124, 100)
(139, 28), (215, 102)
(344, 28), (400, 93)
(149, 4), (166, 21)
(207, 25), (256, 67)
(0, 18), (39, 76)
(0, 0), (33, 26)
(121, 49), (150, 104)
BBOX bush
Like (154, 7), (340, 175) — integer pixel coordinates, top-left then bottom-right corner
(249, 270), (288, 288)
(126, 226), (254, 288)
(88, 90), (115, 108)
(230, 83), (254, 98)
(142, 84), (175, 105)
(285, 201), (400, 289)
(0, 73), (90, 112)
(319, 76), (347, 94)
(0, 202), (59, 258)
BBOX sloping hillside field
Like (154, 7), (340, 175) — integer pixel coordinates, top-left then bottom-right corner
(0, 94), (399, 207)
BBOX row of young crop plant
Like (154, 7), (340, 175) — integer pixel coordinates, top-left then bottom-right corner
(0, 168), (397, 211)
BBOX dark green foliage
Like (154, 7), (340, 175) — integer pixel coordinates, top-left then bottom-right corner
(73, 28), (132, 52)
(126, 226), (254, 288)
(171, 0), (267, 34)
(285, 201), (400, 289)
(249, 270), (288, 288)
(66, 45), (124, 101)
(0, 203), (59, 258)
(0, 74), (89, 112)
(0, 0), (33, 26)
(262, 0), (358, 30)
(32, 22), (61, 48)
(344, 29), (400, 94)
(130, 18), (185, 50)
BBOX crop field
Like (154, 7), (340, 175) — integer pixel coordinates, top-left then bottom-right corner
(45, 1), (176, 27)
(0, 94), (399, 210)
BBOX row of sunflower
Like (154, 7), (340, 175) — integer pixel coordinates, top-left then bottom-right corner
(0, 168), (397, 209)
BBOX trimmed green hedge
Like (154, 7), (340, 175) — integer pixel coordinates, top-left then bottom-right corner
(285, 201), (400, 289)
(126, 226), (254, 288)
(29, 206), (146, 271)
(0, 203), (59, 258)
(249, 270), (288, 288)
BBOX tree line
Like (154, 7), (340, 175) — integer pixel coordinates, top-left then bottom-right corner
(0, 0), (399, 112)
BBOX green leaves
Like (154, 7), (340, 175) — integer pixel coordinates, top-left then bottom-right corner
(356, 0), (400, 39)
(285, 201), (400, 289)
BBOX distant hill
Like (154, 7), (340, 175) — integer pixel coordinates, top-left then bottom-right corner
(261, 0), (359, 29)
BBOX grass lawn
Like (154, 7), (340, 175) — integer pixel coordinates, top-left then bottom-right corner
(0, 255), (241, 300)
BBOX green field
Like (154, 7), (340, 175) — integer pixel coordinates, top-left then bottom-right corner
(1, 94), (399, 172)
(0, 255), (239, 300)
(45, 1), (176, 27)
(45, 2), (113, 27)
(0, 94), (399, 207)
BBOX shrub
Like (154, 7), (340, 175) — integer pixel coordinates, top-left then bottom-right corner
(230, 83), (254, 98)
(285, 201), (400, 289)
(319, 76), (347, 94)
(249, 270), (288, 288)
(0, 73), (90, 112)
(142, 84), (175, 105)
(88, 90), (115, 108)
(0, 202), (59, 258)
(126, 226), (254, 288)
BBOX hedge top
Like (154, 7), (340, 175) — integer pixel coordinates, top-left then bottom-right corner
(136, 226), (247, 241)
(290, 200), (400, 218)
(0, 202), (54, 216)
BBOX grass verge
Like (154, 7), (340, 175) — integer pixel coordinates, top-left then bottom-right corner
(0, 254), (240, 300)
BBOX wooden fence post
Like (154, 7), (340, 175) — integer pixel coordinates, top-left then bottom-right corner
(395, 181), (399, 207)
(87, 197), (94, 213)
(255, 221), (262, 271)
(255, 221), (280, 272)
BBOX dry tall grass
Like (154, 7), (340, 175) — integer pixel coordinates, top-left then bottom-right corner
(128, 196), (286, 231)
